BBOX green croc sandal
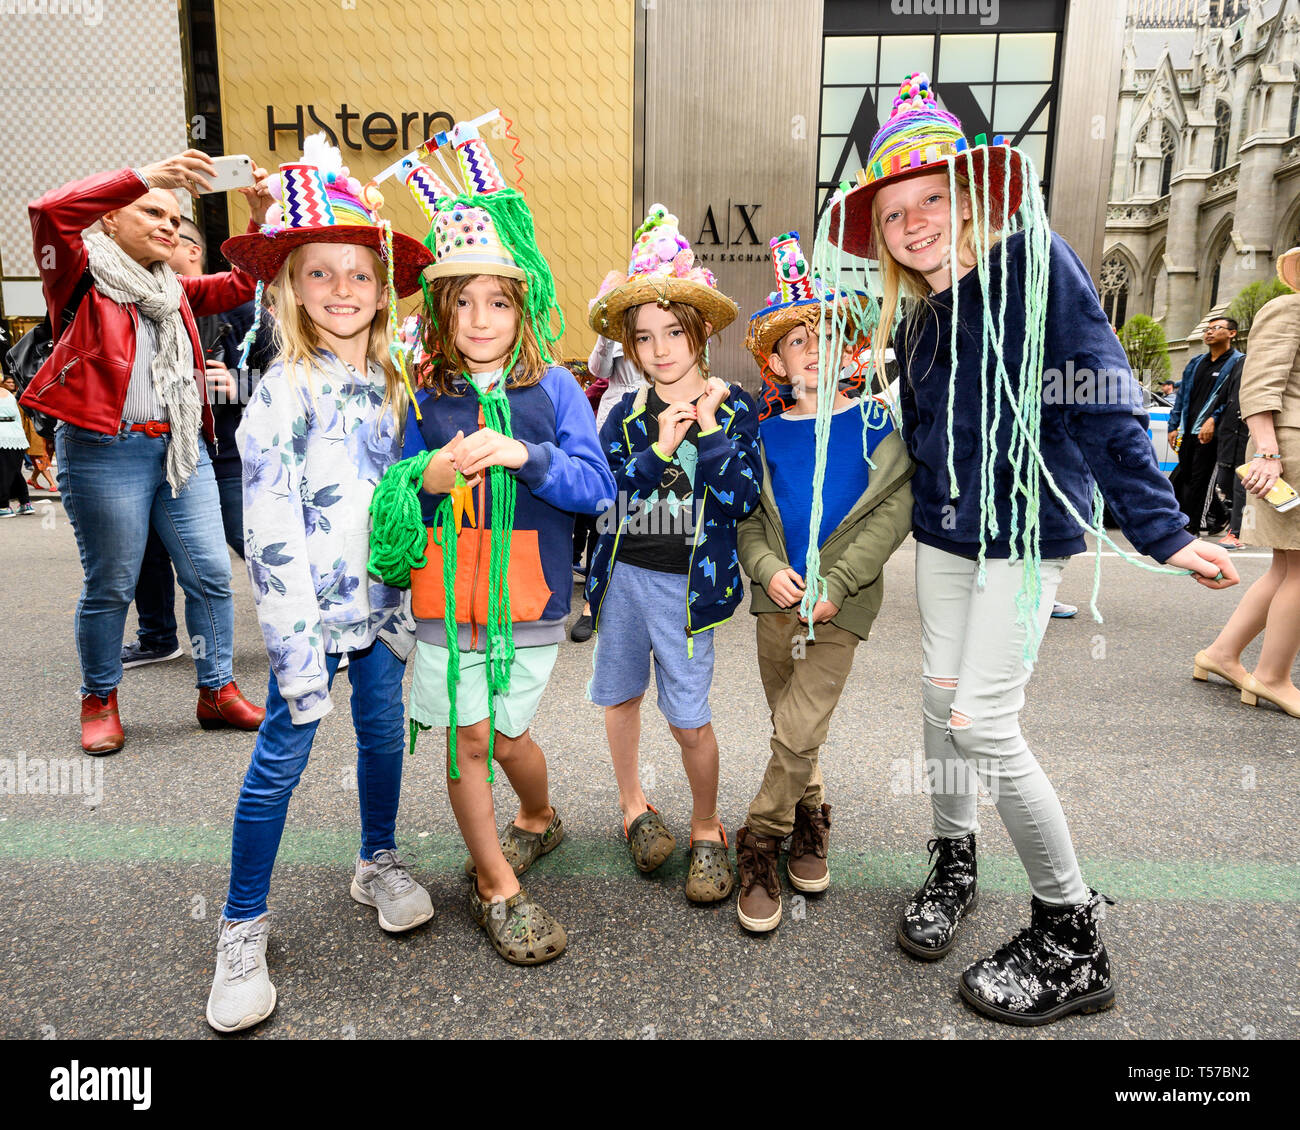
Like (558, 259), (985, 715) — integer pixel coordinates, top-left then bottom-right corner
(685, 827), (734, 904)
(464, 808), (565, 880)
(625, 805), (676, 873)
(469, 884), (568, 965)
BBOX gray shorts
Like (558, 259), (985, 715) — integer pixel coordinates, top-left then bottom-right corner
(587, 562), (715, 728)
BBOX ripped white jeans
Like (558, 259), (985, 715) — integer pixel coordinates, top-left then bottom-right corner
(915, 541), (1088, 906)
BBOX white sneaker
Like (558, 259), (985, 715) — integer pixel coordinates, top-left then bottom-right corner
(206, 915), (276, 1033)
(350, 849), (434, 933)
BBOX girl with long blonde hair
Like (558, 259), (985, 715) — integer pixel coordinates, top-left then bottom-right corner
(205, 138), (434, 1033)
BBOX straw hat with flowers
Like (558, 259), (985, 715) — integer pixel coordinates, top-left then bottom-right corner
(588, 204), (738, 339)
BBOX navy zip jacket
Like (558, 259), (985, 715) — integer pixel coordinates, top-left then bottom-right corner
(586, 382), (762, 642)
(897, 230), (1193, 563)
(403, 365), (617, 649)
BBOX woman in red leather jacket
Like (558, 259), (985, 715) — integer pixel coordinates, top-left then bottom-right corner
(23, 149), (271, 753)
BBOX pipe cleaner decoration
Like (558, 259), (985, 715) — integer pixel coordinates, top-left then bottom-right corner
(812, 73), (1192, 664)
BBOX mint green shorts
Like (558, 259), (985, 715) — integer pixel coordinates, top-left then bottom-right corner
(409, 642), (559, 738)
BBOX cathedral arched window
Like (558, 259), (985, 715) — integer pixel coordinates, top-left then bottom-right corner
(1212, 101), (1231, 170)
(1101, 254), (1131, 327)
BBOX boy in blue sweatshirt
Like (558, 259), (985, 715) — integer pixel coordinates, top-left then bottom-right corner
(585, 204), (761, 904)
(734, 232), (913, 933)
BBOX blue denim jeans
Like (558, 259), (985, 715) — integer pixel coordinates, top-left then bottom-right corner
(133, 471), (245, 651)
(223, 640), (406, 922)
(56, 424), (234, 697)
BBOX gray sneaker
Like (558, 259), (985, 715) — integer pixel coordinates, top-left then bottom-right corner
(350, 849), (434, 933)
(206, 915), (276, 1033)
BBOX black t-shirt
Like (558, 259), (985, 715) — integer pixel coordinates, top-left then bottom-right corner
(1187, 353), (1225, 422)
(618, 385), (703, 574)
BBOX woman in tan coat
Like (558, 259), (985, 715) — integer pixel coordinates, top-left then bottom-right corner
(1195, 248), (1300, 716)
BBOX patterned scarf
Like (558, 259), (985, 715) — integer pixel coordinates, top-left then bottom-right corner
(84, 230), (201, 494)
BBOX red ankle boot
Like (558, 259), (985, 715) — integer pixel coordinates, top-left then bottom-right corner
(197, 681), (266, 731)
(81, 690), (125, 754)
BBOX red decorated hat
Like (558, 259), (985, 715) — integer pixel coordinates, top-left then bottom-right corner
(828, 72), (1025, 260)
(221, 134), (431, 296)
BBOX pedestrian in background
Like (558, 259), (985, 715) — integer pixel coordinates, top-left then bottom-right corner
(1195, 249), (1300, 717)
(0, 377), (35, 516)
(121, 216), (274, 670)
(1169, 317), (1244, 534)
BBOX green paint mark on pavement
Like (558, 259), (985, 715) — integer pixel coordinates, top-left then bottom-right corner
(1, 819), (1296, 902)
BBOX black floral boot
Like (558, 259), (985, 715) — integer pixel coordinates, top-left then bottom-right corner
(896, 833), (978, 960)
(958, 889), (1116, 1026)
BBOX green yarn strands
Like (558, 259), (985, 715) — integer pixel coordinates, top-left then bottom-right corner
(369, 450), (435, 587)
(431, 487), (464, 776)
(422, 188), (565, 363)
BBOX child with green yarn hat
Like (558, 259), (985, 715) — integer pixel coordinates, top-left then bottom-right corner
(732, 231), (914, 933)
(818, 73), (1239, 1025)
(584, 204), (762, 905)
(368, 117), (615, 966)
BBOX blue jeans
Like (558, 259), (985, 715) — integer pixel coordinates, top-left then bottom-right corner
(133, 471), (245, 651)
(56, 424), (234, 697)
(223, 640), (406, 922)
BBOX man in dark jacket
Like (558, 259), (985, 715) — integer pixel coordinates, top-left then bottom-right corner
(1169, 316), (1244, 535)
(121, 218), (273, 668)
(1206, 343), (1250, 549)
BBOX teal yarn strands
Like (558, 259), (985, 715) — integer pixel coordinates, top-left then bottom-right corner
(236, 280), (265, 369)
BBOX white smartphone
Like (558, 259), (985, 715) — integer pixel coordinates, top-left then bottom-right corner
(197, 154), (255, 195)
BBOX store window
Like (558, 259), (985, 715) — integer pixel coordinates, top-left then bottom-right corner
(818, 21), (1062, 219)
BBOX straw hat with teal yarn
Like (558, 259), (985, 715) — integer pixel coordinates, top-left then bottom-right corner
(828, 72), (1025, 260)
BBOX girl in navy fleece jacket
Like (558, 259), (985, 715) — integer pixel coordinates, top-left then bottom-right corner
(822, 73), (1237, 1027)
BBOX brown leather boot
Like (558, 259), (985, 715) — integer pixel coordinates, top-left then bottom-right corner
(735, 826), (782, 932)
(788, 803), (831, 893)
(81, 690), (124, 755)
(197, 681), (266, 731)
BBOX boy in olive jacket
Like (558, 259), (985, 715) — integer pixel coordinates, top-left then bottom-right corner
(734, 232), (913, 932)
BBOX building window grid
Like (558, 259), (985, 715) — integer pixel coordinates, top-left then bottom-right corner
(817, 31), (1059, 216)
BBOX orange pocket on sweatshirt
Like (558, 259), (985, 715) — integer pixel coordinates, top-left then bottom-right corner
(411, 527), (552, 624)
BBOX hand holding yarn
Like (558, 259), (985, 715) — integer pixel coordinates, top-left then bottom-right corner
(1166, 540), (1239, 589)
(452, 427), (529, 476)
(798, 598), (841, 625)
(421, 431), (480, 494)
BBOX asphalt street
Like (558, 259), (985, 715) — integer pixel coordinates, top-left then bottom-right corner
(2, 494), (1297, 1040)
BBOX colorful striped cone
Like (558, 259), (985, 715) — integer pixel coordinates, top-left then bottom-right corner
(280, 164), (336, 228)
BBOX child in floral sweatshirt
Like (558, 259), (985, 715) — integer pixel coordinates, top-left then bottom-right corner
(205, 138), (433, 1033)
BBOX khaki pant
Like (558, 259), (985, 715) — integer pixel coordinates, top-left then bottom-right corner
(746, 610), (860, 837)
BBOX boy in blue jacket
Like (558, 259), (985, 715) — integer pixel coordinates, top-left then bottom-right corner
(585, 204), (761, 904)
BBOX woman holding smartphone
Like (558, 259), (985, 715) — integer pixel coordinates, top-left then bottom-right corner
(21, 149), (272, 753)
